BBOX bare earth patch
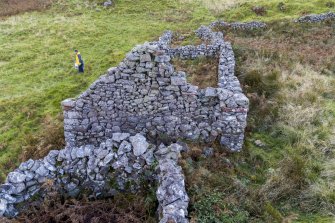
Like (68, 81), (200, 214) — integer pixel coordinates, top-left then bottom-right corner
(172, 57), (219, 89)
(0, 0), (52, 17)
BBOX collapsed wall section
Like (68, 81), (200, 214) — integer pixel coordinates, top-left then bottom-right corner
(0, 133), (189, 221)
(62, 25), (248, 152)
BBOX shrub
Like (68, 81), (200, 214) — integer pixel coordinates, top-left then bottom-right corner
(172, 56), (218, 89)
(252, 6), (267, 16)
(326, 1), (335, 8)
(243, 69), (280, 98)
(277, 2), (286, 12)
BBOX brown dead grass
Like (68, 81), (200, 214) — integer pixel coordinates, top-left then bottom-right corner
(225, 25), (335, 70)
(1, 191), (157, 223)
(0, 0), (53, 17)
(20, 114), (65, 161)
(172, 57), (219, 89)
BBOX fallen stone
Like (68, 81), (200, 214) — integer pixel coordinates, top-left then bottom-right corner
(254, 139), (266, 147)
(129, 134), (149, 156)
(202, 147), (214, 158)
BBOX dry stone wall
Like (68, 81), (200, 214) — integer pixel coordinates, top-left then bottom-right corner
(295, 12), (335, 23)
(62, 25), (249, 152)
(156, 143), (189, 223)
(0, 24), (251, 221)
(0, 133), (189, 221)
(209, 20), (267, 30)
(2, 15), (335, 220)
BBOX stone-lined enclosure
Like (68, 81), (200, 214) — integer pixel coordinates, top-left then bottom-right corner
(62, 25), (249, 152)
(0, 133), (189, 222)
(1, 11), (334, 220)
(0, 23), (249, 222)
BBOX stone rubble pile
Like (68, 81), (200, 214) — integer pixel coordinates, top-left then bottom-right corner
(0, 133), (158, 217)
(0, 133), (190, 221)
(62, 24), (249, 152)
(295, 12), (335, 23)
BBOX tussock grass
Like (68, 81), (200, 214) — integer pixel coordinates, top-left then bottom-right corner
(183, 21), (335, 222)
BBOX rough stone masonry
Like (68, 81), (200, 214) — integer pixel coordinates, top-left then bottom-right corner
(62, 25), (249, 152)
(0, 23), (249, 222)
(0, 133), (189, 222)
(1, 12), (334, 220)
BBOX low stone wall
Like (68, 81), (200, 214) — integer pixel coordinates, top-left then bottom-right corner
(209, 20), (267, 30)
(62, 25), (249, 152)
(295, 12), (335, 23)
(156, 143), (189, 223)
(0, 23), (251, 220)
(0, 133), (189, 221)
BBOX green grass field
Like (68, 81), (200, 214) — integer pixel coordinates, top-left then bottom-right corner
(0, 0), (334, 222)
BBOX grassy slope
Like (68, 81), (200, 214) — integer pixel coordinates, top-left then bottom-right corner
(0, 0), (334, 222)
(183, 0), (335, 21)
(0, 0), (214, 178)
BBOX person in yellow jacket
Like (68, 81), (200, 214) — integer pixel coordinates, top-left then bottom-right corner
(74, 49), (84, 73)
